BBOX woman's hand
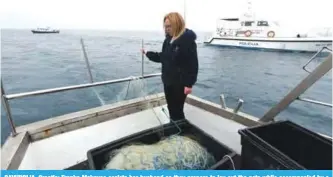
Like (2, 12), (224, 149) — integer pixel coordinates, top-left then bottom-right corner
(184, 87), (192, 95)
(140, 48), (146, 55)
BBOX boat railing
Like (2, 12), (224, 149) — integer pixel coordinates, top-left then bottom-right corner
(296, 47), (333, 107)
(302, 47), (332, 73)
(1, 38), (161, 137)
(1, 73), (162, 137)
(260, 47), (332, 122)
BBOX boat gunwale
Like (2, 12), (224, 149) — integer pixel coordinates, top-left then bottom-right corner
(2, 93), (166, 169)
(1, 132), (30, 170)
(17, 93), (166, 141)
(2, 92), (331, 170)
(1, 93), (261, 170)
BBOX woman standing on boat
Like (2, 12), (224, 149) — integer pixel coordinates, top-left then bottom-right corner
(141, 12), (199, 121)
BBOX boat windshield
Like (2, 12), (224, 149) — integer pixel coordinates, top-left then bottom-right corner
(257, 21), (269, 26)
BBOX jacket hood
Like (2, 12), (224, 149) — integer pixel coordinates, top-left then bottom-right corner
(173, 28), (197, 44)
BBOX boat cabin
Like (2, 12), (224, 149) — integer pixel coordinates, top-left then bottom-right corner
(216, 18), (278, 38)
(241, 20), (269, 27)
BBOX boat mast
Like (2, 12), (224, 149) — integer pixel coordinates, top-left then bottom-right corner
(183, 0), (186, 22)
(243, 0), (255, 20)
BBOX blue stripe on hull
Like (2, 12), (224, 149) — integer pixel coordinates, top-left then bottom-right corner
(204, 43), (330, 54)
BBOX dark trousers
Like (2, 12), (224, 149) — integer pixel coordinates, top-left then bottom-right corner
(164, 84), (187, 121)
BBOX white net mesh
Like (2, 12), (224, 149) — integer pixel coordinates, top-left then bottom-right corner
(104, 135), (216, 170)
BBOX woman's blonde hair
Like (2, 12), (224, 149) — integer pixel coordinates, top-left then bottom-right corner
(164, 12), (185, 39)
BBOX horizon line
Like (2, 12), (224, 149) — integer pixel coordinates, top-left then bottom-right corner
(1, 28), (212, 33)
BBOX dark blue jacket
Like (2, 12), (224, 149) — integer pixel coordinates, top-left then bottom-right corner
(146, 28), (198, 87)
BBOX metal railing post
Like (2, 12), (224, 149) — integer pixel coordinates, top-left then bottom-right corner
(219, 94), (227, 109)
(141, 39), (144, 76)
(1, 80), (17, 136)
(233, 99), (244, 113)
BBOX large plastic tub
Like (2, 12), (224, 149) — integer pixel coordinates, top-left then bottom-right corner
(238, 120), (332, 169)
(65, 161), (89, 170)
(87, 119), (240, 170)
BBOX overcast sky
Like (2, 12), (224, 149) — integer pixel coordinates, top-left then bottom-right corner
(0, 0), (332, 31)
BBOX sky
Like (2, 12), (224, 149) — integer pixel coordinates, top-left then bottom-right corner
(0, 0), (332, 32)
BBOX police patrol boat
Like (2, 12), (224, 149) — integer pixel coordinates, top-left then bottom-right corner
(204, 1), (332, 52)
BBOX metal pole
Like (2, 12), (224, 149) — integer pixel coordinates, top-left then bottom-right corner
(80, 38), (94, 83)
(5, 73), (162, 100)
(1, 80), (17, 136)
(141, 39), (144, 76)
(297, 97), (332, 107)
(260, 54), (332, 122)
(80, 38), (106, 105)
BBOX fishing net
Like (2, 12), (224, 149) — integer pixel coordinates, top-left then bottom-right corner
(103, 135), (216, 170)
(102, 76), (215, 170)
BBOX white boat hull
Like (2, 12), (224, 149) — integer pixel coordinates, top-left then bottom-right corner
(204, 37), (332, 52)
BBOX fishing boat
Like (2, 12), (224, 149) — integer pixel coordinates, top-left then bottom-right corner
(1, 39), (332, 170)
(204, 1), (332, 52)
(31, 27), (60, 34)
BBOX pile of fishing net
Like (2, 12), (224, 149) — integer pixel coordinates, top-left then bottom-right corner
(103, 135), (216, 170)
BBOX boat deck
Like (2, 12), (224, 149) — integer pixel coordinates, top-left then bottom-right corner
(2, 94), (261, 170)
(18, 103), (246, 170)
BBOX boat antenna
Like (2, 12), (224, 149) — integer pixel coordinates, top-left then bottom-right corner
(183, 0), (186, 23)
(244, 0), (255, 19)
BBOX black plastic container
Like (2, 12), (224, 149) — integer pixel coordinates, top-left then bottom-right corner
(238, 120), (332, 170)
(65, 161), (89, 170)
(87, 119), (240, 170)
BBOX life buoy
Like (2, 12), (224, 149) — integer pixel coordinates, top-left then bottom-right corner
(244, 30), (252, 37)
(267, 31), (275, 38)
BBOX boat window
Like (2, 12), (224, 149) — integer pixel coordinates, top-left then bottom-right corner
(244, 21), (254, 26)
(257, 21), (269, 26)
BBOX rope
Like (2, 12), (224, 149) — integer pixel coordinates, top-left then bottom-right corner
(124, 76), (165, 137)
(208, 154), (236, 170)
(223, 154), (236, 170)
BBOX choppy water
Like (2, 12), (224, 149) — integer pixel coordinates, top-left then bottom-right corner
(1, 29), (332, 144)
